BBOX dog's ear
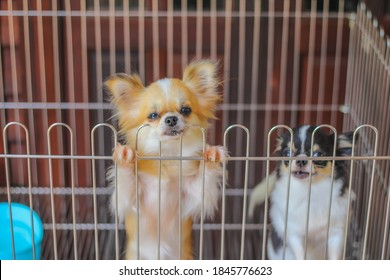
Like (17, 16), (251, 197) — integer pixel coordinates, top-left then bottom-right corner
(273, 135), (284, 156)
(183, 60), (221, 119)
(104, 73), (145, 107)
(336, 131), (359, 156)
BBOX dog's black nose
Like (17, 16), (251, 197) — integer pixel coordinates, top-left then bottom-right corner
(165, 116), (178, 127)
(296, 160), (308, 167)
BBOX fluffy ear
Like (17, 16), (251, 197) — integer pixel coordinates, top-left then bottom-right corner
(273, 129), (293, 156)
(104, 73), (144, 107)
(183, 60), (221, 119)
(273, 135), (284, 155)
(336, 131), (358, 156)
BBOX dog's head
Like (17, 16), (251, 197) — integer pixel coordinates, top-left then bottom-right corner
(104, 60), (221, 153)
(275, 125), (356, 182)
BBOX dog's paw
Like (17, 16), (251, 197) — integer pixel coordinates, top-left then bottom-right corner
(113, 144), (136, 166)
(204, 145), (228, 163)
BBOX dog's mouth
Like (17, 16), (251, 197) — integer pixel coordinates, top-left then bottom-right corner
(164, 129), (184, 137)
(291, 171), (317, 179)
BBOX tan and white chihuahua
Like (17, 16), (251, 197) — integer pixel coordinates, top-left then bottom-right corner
(105, 60), (227, 259)
(249, 125), (356, 259)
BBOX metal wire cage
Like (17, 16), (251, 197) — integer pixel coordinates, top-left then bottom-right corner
(0, 0), (389, 260)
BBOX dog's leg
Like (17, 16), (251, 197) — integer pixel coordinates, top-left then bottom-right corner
(267, 239), (296, 260)
(182, 145), (228, 219)
(113, 143), (136, 167)
(181, 218), (194, 260)
(110, 144), (137, 222)
(327, 228), (344, 260)
(202, 145), (228, 217)
(286, 234), (306, 260)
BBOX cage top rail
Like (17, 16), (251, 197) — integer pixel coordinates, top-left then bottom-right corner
(1, 122), (388, 159)
(0, 102), (346, 112)
(0, 10), (353, 19)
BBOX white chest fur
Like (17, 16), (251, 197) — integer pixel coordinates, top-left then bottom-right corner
(269, 175), (350, 259)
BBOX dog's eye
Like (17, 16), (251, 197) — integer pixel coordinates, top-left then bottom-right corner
(313, 151), (324, 157)
(313, 151), (328, 167)
(180, 106), (192, 117)
(148, 112), (160, 120)
(282, 149), (293, 157)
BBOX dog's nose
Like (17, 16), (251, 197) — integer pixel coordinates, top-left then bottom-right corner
(296, 160), (308, 167)
(165, 116), (178, 127)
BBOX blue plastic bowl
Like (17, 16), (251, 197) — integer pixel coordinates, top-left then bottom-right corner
(0, 202), (44, 260)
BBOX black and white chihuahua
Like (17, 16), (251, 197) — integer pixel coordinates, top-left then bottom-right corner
(249, 125), (356, 259)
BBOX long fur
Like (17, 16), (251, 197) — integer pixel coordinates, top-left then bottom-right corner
(248, 171), (277, 219)
(105, 60), (227, 259)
